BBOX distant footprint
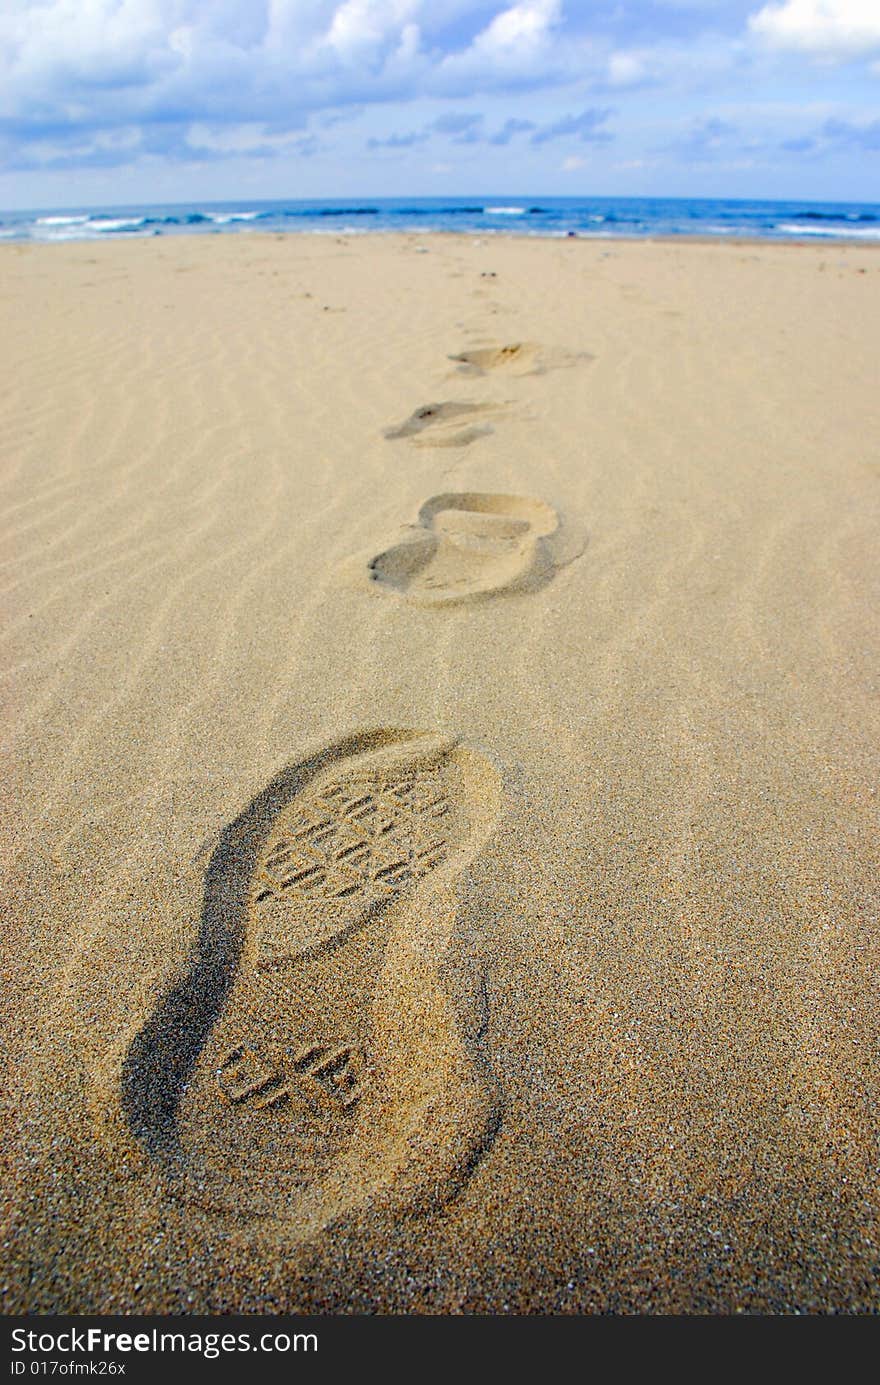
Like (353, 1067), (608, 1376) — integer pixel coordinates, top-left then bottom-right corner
(449, 342), (593, 377)
(384, 401), (500, 448)
(123, 730), (501, 1235)
(368, 492), (560, 605)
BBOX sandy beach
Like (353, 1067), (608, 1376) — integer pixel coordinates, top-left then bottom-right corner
(1, 230), (878, 1314)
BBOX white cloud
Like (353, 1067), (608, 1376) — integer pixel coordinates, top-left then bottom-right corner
(561, 154), (586, 170)
(607, 52), (647, 87)
(394, 22), (421, 64)
(476, 0), (561, 55)
(433, 0), (572, 91)
(749, 1), (880, 58)
(326, 0), (420, 61)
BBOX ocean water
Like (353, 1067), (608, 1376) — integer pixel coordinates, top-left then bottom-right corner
(2, 196), (879, 244)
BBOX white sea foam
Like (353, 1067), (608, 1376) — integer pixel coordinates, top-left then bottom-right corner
(88, 217), (146, 231)
(208, 211), (260, 224)
(776, 223), (880, 240)
(486, 206), (526, 215)
(36, 215), (90, 226)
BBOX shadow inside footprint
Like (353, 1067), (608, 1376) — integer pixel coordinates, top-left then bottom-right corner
(368, 492), (560, 605)
(449, 343), (538, 375)
(122, 729), (501, 1235)
(384, 401), (497, 447)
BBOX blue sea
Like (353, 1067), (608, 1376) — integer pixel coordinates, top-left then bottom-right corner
(2, 196), (880, 244)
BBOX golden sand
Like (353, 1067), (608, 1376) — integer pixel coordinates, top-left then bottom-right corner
(1, 232), (878, 1313)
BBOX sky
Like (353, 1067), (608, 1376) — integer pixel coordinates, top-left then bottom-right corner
(1, 0), (879, 209)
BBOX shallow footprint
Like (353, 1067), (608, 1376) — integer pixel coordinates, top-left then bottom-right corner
(384, 401), (499, 448)
(368, 493), (560, 606)
(449, 342), (593, 377)
(123, 729), (501, 1236)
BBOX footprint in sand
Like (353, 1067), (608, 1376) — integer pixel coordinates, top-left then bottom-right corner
(384, 401), (502, 448)
(368, 493), (560, 605)
(123, 730), (501, 1234)
(449, 342), (593, 377)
